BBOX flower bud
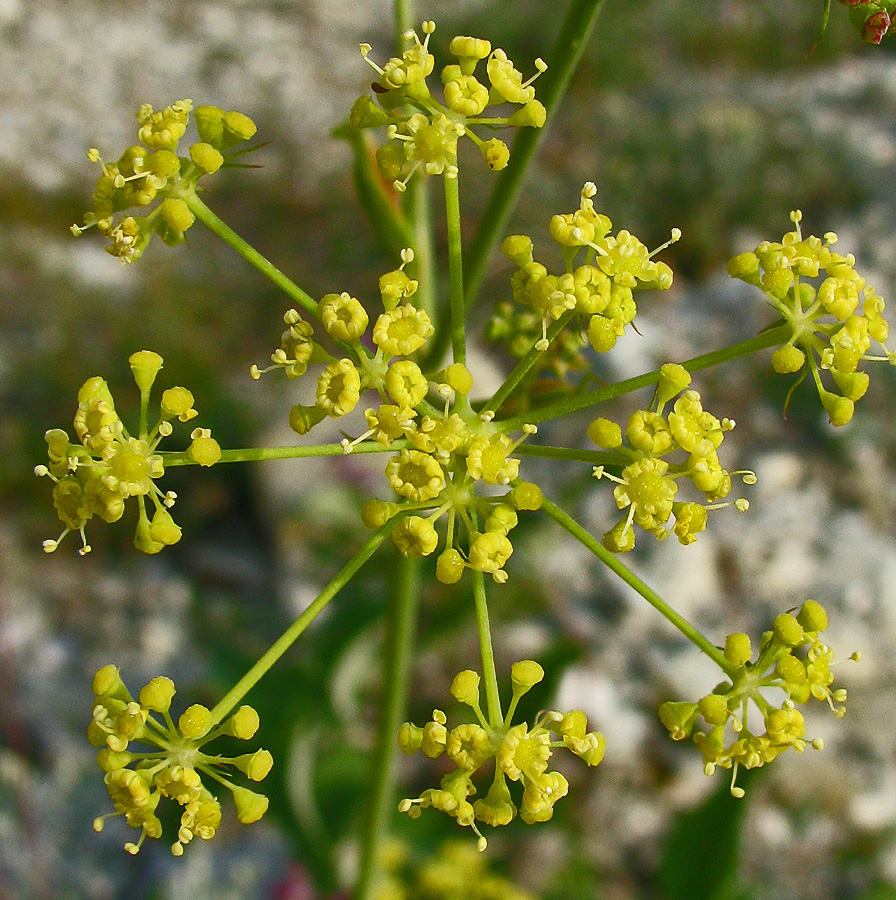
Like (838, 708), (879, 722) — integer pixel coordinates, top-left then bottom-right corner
(189, 142), (224, 174)
(436, 548), (465, 584)
(227, 705), (261, 740)
(773, 613), (805, 648)
(179, 704), (213, 739)
(587, 417), (623, 448)
(232, 786), (269, 824)
(724, 633), (752, 668)
(233, 749), (273, 781)
(128, 351), (164, 394)
(697, 693), (729, 726)
(159, 198), (196, 234)
(511, 659), (544, 694)
(771, 344), (806, 374)
(797, 599), (828, 633)
(511, 481), (543, 511)
(450, 670), (481, 706)
(139, 676), (176, 712)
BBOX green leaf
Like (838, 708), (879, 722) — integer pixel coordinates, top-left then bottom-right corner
(861, 888), (896, 900)
(333, 121), (413, 259)
(658, 768), (759, 900)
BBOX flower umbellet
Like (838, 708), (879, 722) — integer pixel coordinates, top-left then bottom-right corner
(35, 5), (885, 884)
(71, 100), (258, 263)
(35, 350), (220, 555)
(397, 661), (604, 849)
(836, 0), (896, 42)
(659, 600), (857, 798)
(589, 363), (754, 553)
(729, 210), (895, 425)
(498, 182), (679, 357)
(89, 665), (271, 855)
(352, 22), (547, 192)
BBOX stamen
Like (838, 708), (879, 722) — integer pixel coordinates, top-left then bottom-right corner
(650, 228), (682, 258)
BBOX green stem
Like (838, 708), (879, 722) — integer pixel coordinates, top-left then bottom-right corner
(498, 324), (791, 431)
(161, 440), (408, 466)
(515, 444), (628, 466)
(472, 570), (503, 728)
(407, 179), (436, 320)
(483, 311), (576, 417)
(208, 524), (391, 725)
(355, 555), (420, 900)
(421, 0), (605, 369)
(444, 169), (466, 368)
(462, 0), (606, 311)
(539, 495), (734, 674)
(186, 192), (318, 319)
(394, 0), (414, 43)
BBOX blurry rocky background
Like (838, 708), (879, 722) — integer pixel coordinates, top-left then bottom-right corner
(4, 1), (896, 898)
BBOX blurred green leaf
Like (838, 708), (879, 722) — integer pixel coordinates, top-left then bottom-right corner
(658, 768), (758, 900)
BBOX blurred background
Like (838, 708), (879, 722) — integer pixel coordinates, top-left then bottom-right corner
(4, 1), (896, 898)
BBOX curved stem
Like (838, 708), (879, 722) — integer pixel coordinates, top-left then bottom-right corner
(208, 524), (391, 725)
(539, 495), (735, 675)
(355, 555), (420, 900)
(497, 323), (792, 431)
(472, 570), (503, 728)
(186, 192), (319, 319)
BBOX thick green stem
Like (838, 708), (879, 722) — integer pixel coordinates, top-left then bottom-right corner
(498, 324), (791, 431)
(208, 524), (391, 725)
(472, 570), (503, 728)
(186, 192), (318, 319)
(355, 556), (421, 900)
(444, 169), (466, 368)
(539, 496), (734, 675)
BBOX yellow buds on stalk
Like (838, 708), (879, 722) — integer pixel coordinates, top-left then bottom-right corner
(398, 662), (604, 849)
(728, 210), (894, 425)
(352, 21), (547, 192)
(72, 101), (258, 262)
(35, 351), (220, 555)
(589, 374), (750, 553)
(89, 666), (271, 855)
(659, 600), (856, 798)
(493, 183), (678, 363)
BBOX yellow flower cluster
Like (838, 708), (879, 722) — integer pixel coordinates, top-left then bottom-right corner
(728, 210), (894, 425)
(89, 665), (272, 855)
(498, 183), (678, 359)
(372, 839), (538, 900)
(351, 22), (547, 191)
(252, 251), (544, 583)
(397, 662), (604, 849)
(588, 364), (752, 553)
(659, 600), (855, 797)
(35, 351), (220, 555)
(71, 100), (257, 262)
